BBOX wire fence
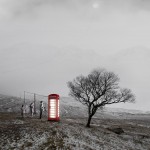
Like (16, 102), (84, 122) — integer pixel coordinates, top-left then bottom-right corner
(23, 91), (48, 115)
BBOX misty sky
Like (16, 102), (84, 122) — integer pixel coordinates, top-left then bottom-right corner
(0, 0), (150, 111)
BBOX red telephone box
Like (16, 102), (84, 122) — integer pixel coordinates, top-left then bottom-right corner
(48, 94), (60, 121)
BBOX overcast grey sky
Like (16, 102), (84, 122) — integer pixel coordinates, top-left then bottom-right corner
(0, 0), (150, 111)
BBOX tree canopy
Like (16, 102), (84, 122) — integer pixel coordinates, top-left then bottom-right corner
(67, 68), (135, 127)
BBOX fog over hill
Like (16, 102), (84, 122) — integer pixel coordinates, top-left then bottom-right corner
(106, 46), (150, 111)
(0, 46), (150, 111)
(1, 0), (150, 112)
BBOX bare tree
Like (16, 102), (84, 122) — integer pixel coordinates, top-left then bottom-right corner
(67, 68), (135, 127)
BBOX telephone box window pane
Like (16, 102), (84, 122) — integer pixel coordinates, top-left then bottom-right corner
(50, 99), (56, 118)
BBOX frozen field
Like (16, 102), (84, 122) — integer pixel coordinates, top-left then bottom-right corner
(0, 94), (150, 150)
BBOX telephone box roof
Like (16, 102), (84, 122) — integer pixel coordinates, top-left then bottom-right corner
(48, 94), (59, 99)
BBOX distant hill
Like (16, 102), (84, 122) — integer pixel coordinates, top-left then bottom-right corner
(0, 94), (149, 119)
(0, 94), (150, 150)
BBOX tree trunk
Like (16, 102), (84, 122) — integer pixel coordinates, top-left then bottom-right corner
(86, 115), (92, 127)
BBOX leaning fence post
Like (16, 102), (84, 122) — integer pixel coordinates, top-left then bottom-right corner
(34, 93), (36, 114)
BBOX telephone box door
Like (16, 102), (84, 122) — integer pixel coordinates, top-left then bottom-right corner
(48, 94), (59, 121)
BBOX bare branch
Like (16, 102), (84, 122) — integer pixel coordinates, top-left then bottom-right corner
(67, 68), (136, 127)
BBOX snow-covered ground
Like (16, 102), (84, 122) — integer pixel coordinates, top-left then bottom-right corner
(0, 94), (150, 150)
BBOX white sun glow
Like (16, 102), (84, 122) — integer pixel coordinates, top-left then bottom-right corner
(92, 2), (99, 9)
